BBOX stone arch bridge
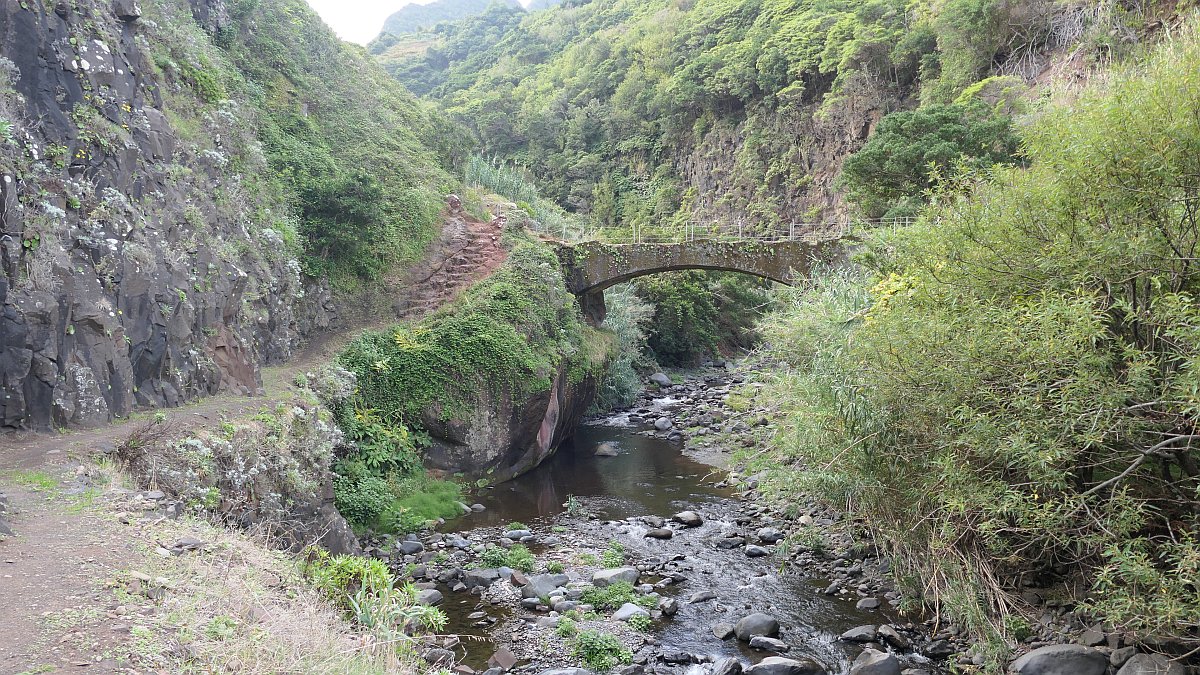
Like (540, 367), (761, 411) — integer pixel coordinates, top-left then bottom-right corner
(554, 237), (843, 323)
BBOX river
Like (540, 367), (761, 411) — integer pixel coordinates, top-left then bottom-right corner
(430, 412), (897, 675)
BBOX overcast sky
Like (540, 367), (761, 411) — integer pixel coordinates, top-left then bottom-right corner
(305, 0), (529, 45)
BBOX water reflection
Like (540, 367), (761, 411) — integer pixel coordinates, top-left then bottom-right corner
(452, 423), (732, 530)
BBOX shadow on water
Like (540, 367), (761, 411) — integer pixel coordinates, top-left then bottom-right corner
(454, 424), (733, 529)
(442, 421), (889, 674)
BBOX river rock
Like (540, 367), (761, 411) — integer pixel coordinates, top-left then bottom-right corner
(416, 589), (443, 606)
(757, 527), (784, 543)
(840, 625), (878, 642)
(1010, 644), (1107, 675)
(398, 540), (425, 555)
(613, 603), (651, 622)
(734, 613), (780, 641)
(850, 649), (900, 675)
(711, 657), (744, 675)
(856, 597), (881, 610)
(749, 636), (789, 652)
(745, 545), (770, 557)
(522, 573), (569, 599)
(654, 417), (674, 431)
(425, 648), (455, 665)
(1117, 654), (1185, 675)
(659, 598), (679, 616)
(690, 590), (718, 603)
(877, 624), (910, 650)
(539, 670), (595, 675)
(744, 656), (826, 675)
(503, 529), (533, 540)
(465, 568), (501, 589)
(645, 528), (674, 539)
(650, 373), (672, 387)
(592, 567), (639, 587)
(595, 443), (620, 457)
(1110, 648), (1138, 669)
(489, 647), (518, 670)
(713, 622), (736, 639)
(471, 503), (487, 512)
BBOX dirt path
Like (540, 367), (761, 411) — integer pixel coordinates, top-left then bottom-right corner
(0, 207), (507, 473)
(0, 473), (148, 673)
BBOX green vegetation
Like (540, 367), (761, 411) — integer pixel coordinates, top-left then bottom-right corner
(753, 28), (1200, 662)
(580, 581), (656, 611)
(382, 0), (1144, 237)
(339, 239), (602, 424)
(635, 272), (772, 366)
(143, 0), (459, 283)
(303, 547), (447, 647)
(600, 541), (625, 569)
(376, 0), (519, 39)
(592, 285), (654, 409)
(570, 630), (632, 671)
(839, 101), (1022, 220)
(480, 544), (537, 572)
(331, 236), (610, 533)
(627, 613), (652, 632)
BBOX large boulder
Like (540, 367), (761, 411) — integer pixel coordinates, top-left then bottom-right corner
(850, 649), (900, 675)
(650, 372), (673, 387)
(522, 573), (569, 599)
(1010, 645), (1107, 675)
(734, 613), (780, 641)
(464, 568), (501, 589)
(840, 625), (878, 643)
(416, 589), (443, 606)
(672, 511), (704, 527)
(612, 603), (650, 622)
(592, 567), (639, 587)
(744, 656), (826, 675)
(1116, 654), (1185, 675)
(711, 657), (744, 675)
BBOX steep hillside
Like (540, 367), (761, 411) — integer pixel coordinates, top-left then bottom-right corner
(386, 0), (1165, 236)
(370, 0), (528, 92)
(379, 0), (520, 38)
(0, 0), (456, 430)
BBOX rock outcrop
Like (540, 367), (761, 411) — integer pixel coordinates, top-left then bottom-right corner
(0, 0), (336, 430)
(421, 358), (598, 482)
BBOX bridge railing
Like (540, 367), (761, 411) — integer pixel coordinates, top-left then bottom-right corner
(577, 217), (915, 244)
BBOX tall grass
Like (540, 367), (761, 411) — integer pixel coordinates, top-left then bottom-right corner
(464, 155), (592, 241)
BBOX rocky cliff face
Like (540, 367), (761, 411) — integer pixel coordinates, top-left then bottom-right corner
(0, 0), (336, 430)
(676, 77), (901, 233)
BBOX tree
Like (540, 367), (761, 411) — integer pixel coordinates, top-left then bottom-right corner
(840, 100), (1021, 219)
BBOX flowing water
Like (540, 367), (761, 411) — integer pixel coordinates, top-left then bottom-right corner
(438, 417), (891, 674)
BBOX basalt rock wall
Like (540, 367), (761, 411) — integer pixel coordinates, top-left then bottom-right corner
(0, 0), (337, 430)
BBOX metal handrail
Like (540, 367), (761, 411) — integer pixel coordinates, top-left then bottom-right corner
(578, 217), (915, 245)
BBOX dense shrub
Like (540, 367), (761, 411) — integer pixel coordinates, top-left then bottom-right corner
(339, 239), (603, 425)
(754, 27), (1200, 659)
(332, 475), (393, 529)
(635, 271), (771, 366)
(840, 101), (1021, 219)
(571, 630), (632, 671)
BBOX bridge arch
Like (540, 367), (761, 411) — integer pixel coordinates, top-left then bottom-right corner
(554, 239), (840, 323)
